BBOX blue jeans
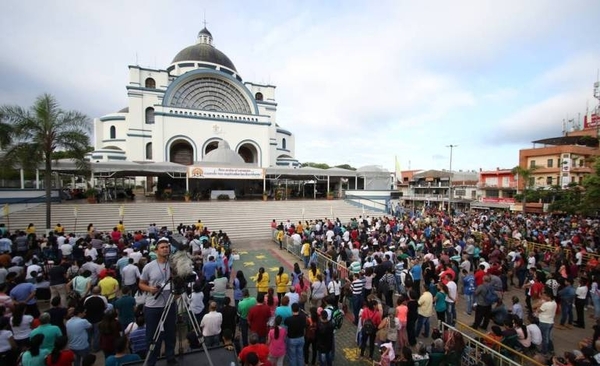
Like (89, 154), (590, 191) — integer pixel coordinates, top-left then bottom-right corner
(464, 294), (474, 315)
(318, 350), (333, 366)
(415, 315), (430, 338)
(71, 347), (90, 366)
(446, 302), (456, 326)
(287, 337), (305, 366)
(88, 323), (100, 352)
(395, 274), (405, 294)
(145, 305), (176, 366)
(539, 322), (554, 354)
(592, 295), (600, 319)
(204, 335), (220, 348)
(560, 300), (573, 325)
(239, 318), (249, 347)
(303, 256), (310, 269)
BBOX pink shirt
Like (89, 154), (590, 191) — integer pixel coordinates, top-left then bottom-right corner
(396, 305), (408, 323)
(268, 326), (287, 357)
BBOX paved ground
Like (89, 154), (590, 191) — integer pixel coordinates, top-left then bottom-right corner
(235, 238), (593, 364)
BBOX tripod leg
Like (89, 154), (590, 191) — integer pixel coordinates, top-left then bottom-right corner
(179, 296), (215, 366)
(143, 293), (175, 366)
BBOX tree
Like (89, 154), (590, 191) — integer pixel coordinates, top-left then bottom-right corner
(1, 94), (91, 228)
(581, 156), (600, 215)
(511, 165), (537, 213)
(0, 111), (13, 148)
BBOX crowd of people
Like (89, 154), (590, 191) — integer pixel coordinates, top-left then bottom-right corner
(0, 207), (598, 366)
(273, 209), (599, 365)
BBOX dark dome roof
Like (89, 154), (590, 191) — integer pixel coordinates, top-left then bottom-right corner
(198, 27), (212, 37)
(118, 107), (129, 113)
(172, 43), (237, 71)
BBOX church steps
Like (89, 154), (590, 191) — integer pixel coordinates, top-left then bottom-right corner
(2, 201), (380, 240)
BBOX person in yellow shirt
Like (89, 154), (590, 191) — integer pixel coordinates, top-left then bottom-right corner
(98, 271), (120, 302)
(301, 241), (311, 269)
(275, 267), (289, 302)
(308, 262), (321, 284)
(195, 220), (204, 232)
(256, 267), (270, 298)
(54, 223), (65, 235)
(26, 223), (36, 235)
(116, 220), (125, 233)
(276, 229), (285, 250)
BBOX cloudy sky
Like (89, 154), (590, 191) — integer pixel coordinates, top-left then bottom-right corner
(1, 0), (599, 172)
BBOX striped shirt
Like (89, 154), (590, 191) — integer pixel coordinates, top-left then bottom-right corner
(129, 326), (147, 353)
(351, 278), (365, 295)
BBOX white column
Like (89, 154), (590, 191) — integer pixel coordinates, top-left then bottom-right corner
(185, 173), (189, 191)
(327, 175), (330, 195)
(35, 169), (40, 189)
(20, 169), (24, 189)
(355, 176), (358, 190)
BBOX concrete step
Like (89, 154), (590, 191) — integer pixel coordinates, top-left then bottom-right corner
(2, 200), (382, 240)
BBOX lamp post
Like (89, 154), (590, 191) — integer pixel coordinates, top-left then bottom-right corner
(446, 144), (457, 214)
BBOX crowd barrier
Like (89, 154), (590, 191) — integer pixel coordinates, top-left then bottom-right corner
(440, 321), (543, 366)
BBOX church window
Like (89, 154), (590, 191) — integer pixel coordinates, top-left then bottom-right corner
(282, 138), (287, 150)
(145, 107), (155, 124)
(146, 142), (153, 160)
(145, 78), (156, 88)
(110, 126), (116, 139)
(255, 92), (263, 101)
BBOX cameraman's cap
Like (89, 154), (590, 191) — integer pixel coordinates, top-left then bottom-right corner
(157, 237), (170, 244)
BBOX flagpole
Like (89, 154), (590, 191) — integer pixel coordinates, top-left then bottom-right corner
(73, 206), (79, 233)
(3, 204), (9, 232)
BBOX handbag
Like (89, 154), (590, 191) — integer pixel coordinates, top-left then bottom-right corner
(135, 290), (150, 305)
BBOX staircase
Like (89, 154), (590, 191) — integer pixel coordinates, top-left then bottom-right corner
(1, 200), (381, 240)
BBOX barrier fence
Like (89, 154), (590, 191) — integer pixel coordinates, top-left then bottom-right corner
(439, 321), (544, 366)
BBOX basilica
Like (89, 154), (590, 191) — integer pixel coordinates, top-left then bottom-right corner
(92, 27), (299, 169)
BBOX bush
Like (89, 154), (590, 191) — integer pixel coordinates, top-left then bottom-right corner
(217, 194), (230, 201)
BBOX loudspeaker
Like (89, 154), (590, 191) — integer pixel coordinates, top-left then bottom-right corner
(122, 346), (239, 366)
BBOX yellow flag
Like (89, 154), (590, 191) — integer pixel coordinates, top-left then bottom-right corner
(73, 206), (79, 218)
(2, 204), (8, 216)
(167, 206), (173, 217)
(119, 204), (125, 217)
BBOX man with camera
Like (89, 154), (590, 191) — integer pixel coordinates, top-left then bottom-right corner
(139, 237), (177, 366)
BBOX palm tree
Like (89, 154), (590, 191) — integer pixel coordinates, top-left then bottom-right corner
(1, 94), (90, 228)
(0, 111), (13, 149)
(511, 165), (537, 213)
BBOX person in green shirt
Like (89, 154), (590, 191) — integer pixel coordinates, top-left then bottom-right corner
(114, 287), (136, 330)
(22, 333), (50, 366)
(237, 288), (257, 347)
(29, 313), (62, 353)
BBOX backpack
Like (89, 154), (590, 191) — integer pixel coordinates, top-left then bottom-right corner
(326, 305), (344, 330)
(403, 270), (414, 288)
(484, 286), (499, 304)
(363, 318), (376, 335)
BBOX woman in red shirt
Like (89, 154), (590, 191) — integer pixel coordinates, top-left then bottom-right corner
(360, 298), (382, 360)
(45, 336), (74, 366)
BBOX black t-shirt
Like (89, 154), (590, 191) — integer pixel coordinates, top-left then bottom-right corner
(284, 313), (307, 339)
(47, 306), (68, 334)
(316, 321), (334, 352)
(84, 296), (106, 324)
(49, 265), (67, 285)
(219, 305), (238, 332)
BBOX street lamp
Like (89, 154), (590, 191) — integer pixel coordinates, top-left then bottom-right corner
(446, 144), (458, 214)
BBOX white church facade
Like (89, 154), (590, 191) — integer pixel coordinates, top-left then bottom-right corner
(92, 27), (299, 169)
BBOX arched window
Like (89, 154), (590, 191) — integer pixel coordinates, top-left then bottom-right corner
(145, 78), (156, 88)
(110, 126), (116, 139)
(255, 92), (263, 101)
(145, 107), (155, 124)
(146, 142), (153, 160)
(282, 138), (287, 150)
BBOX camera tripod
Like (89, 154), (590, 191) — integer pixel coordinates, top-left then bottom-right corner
(143, 286), (214, 366)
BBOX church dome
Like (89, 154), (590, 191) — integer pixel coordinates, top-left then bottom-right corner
(172, 27), (237, 72)
(203, 140), (245, 165)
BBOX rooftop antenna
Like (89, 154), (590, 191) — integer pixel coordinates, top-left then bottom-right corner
(203, 10), (208, 28)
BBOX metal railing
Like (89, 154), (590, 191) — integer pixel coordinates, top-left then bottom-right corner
(439, 321), (543, 366)
(447, 321), (545, 366)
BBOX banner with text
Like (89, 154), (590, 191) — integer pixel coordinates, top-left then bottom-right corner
(187, 166), (265, 179)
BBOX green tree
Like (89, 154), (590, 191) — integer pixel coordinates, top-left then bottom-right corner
(511, 165), (537, 213)
(301, 162), (331, 169)
(581, 157), (600, 215)
(0, 111), (13, 148)
(1, 94), (91, 228)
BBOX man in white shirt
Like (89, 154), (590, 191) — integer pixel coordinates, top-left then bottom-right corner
(121, 258), (141, 294)
(284, 286), (300, 305)
(128, 248), (143, 264)
(60, 241), (73, 260)
(84, 243), (98, 261)
(527, 252), (536, 270)
(536, 290), (557, 354)
(445, 275), (458, 326)
(25, 258), (43, 281)
(200, 301), (222, 347)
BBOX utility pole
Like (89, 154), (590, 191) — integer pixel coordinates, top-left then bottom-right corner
(446, 144), (458, 215)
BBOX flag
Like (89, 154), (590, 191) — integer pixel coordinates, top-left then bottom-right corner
(167, 206), (173, 217)
(330, 206), (333, 217)
(395, 156), (403, 184)
(73, 206), (79, 218)
(301, 207), (305, 216)
(119, 204), (125, 217)
(2, 204), (8, 216)
(362, 205), (365, 214)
